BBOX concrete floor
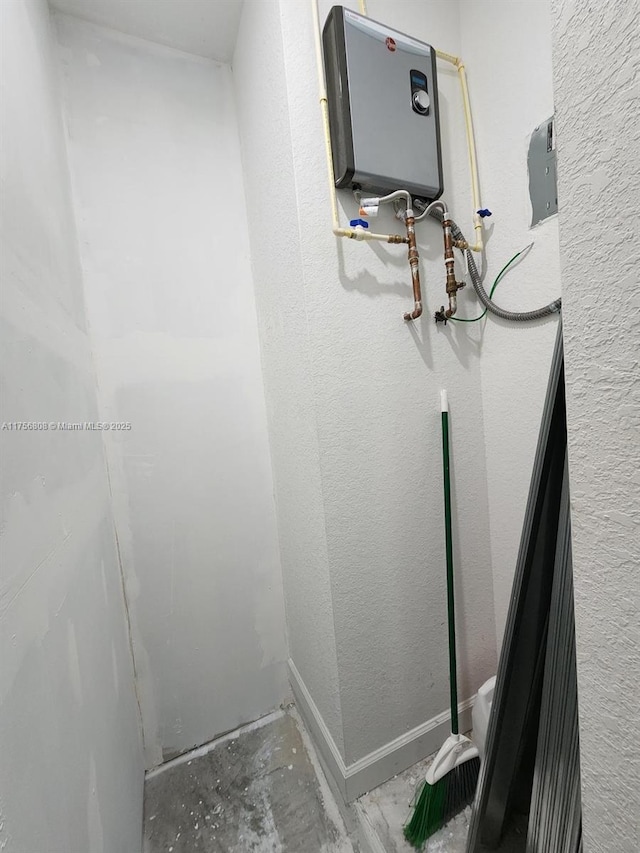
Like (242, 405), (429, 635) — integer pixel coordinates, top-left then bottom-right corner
(144, 708), (513, 853)
(143, 709), (356, 853)
(355, 754), (472, 853)
(355, 753), (528, 853)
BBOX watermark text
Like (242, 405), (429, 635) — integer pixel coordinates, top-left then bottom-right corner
(2, 421), (132, 431)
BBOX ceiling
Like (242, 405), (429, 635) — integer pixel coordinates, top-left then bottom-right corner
(50, 0), (245, 62)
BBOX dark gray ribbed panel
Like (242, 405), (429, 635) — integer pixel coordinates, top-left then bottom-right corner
(527, 458), (581, 853)
(466, 323), (582, 853)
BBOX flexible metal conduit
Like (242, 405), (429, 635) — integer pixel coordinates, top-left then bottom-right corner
(429, 211), (562, 320)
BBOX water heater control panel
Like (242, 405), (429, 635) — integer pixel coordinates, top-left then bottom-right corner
(323, 6), (443, 202)
(410, 71), (431, 115)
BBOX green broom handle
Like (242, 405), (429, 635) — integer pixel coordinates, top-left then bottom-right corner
(441, 391), (459, 735)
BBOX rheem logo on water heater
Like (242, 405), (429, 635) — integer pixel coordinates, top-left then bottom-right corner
(385, 36), (396, 52)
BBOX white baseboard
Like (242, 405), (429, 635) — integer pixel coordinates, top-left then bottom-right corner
(288, 659), (350, 800)
(288, 658), (474, 803)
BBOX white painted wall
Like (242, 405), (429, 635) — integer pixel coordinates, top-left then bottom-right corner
(51, 0), (244, 62)
(55, 15), (289, 765)
(0, 1), (144, 851)
(232, 0), (346, 757)
(459, 0), (563, 649)
(235, 0), (498, 772)
(552, 2), (640, 850)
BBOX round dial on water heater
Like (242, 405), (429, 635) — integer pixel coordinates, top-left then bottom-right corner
(412, 90), (431, 114)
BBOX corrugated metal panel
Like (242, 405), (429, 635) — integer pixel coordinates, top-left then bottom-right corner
(527, 459), (581, 853)
(466, 323), (582, 853)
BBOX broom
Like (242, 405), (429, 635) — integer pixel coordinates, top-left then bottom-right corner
(404, 390), (480, 848)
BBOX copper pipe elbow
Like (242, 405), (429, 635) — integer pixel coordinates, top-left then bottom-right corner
(404, 301), (423, 321)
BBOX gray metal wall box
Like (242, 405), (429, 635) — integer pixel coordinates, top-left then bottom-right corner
(528, 117), (558, 227)
(323, 6), (443, 202)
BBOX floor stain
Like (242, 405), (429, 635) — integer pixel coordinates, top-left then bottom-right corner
(143, 710), (355, 853)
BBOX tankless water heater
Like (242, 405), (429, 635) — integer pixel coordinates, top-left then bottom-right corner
(323, 6), (443, 202)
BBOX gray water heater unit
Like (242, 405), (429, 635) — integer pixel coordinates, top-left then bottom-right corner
(323, 6), (443, 202)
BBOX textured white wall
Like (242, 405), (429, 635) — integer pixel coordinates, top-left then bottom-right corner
(0, 1), (144, 850)
(235, 0), (498, 769)
(459, 0), (563, 650)
(55, 15), (289, 765)
(233, 0), (346, 756)
(552, 2), (640, 850)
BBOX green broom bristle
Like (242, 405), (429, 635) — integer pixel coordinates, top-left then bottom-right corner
(403, 756), (480, 848)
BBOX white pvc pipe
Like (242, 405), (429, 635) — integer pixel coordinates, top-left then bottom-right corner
(334, 226), (406, 242)
(436, 50), (483, 252)
(311, 0), (339, 231)
(311, 0), (408, 244)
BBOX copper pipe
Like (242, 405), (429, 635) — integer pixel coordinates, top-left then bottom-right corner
(403, 214), (422, 321)
(442, 218), (464, 318)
